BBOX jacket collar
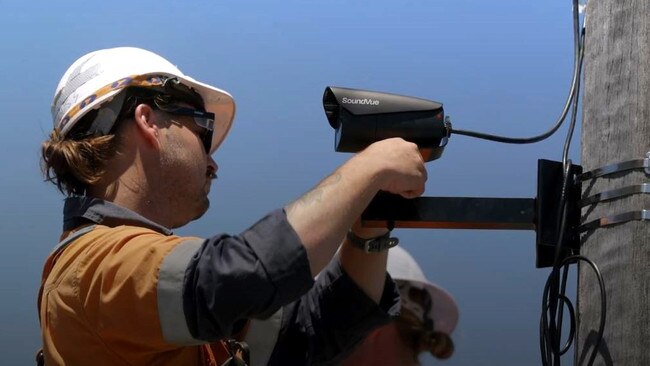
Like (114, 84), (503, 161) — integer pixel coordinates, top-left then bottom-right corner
(63, 196), (173, 235)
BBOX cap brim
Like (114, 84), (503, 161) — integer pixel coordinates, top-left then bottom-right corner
(405, 279), (459, 335)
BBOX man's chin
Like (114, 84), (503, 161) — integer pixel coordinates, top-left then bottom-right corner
(191, 198), (210, 221)
(171, 199), (210, 228)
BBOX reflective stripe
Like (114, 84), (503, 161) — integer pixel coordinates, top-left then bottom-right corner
(53, 63), (101, 121)
(157, 238), (205, 345)
(244, 308), (283, 366)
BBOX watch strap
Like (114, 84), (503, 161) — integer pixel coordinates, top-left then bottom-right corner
(346, 230), (399, 252)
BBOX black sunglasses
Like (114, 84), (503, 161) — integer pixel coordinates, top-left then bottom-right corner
(159, 106), (215, 154)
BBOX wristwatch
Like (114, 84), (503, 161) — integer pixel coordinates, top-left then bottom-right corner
(346, 230), (399, 252)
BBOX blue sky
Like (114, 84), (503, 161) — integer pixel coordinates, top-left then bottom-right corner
(0, 1), (581, 364)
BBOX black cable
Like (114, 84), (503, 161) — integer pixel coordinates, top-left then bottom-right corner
(540, 289), (576, 358)
(446, 0), (608, 363)
(557, 292), (576, 355)
(547, 32), (585, 366)
(555, 263), (572, 356)
(546, 161), (573, 365)
(537, 3), (582, 364)
(538, 4), (608, 364)
(540, 167), (571, 365)
(427, 1), (607, 363)
(544, 40), (582, 365)
(542, 15), (588, 366)
(540, 254), (607, 366)
(562, 37), (584, 167)
(449, 0), (583, 145)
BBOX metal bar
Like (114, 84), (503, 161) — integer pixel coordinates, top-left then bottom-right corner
(578, 156), (649, 181)
(579, 210), (650, 232)
(580, 183), (650, 206)
(361, 194), (536, 230)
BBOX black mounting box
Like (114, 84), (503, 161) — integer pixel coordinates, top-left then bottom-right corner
(535, 159), (582, 268)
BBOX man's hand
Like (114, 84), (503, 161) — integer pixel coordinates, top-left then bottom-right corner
(357, 138), (427, 199)
(286, 137), (427, 276)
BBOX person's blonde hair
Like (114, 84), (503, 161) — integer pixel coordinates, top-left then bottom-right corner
(41, 128), (120, 196)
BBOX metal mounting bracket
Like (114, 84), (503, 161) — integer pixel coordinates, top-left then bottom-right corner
(580, 210), (650, 232)
(578, 152), (650, 180)
(361, 155), (650, 267)
(361, 159), (583, 268)
(581, 183), (650, 206)
(534, 160), (582, 268)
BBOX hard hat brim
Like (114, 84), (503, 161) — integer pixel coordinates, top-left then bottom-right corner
(396, 278), (459, 335)
(53, 46), (236, 154)
(172, 74), (236, 154)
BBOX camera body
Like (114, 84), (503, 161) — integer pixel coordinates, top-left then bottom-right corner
(323, 86), (450, 161)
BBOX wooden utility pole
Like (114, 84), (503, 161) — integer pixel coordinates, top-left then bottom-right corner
(579, 0), (649, 365)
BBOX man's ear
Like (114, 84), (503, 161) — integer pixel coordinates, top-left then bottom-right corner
(133, 104), (161, 149)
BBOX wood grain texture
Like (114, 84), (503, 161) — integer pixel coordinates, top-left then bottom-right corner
(579, 0), (650, 365)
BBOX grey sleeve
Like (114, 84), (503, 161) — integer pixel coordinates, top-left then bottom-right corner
(267, 256), (401, 365)
(179, 209), (314, 341)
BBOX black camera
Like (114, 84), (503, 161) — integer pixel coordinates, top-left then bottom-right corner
(323, 86), (450, 161)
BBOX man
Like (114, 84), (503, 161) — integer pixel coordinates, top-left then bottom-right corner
(341, 246), (459, 366)
(38, 47), (427, 365)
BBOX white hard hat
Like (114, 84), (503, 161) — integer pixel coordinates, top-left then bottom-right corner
(387, 246), (459, 335)
(51, 47), (236, 154)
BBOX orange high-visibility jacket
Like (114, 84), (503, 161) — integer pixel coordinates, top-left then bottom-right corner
(39, 197), (399, 365)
